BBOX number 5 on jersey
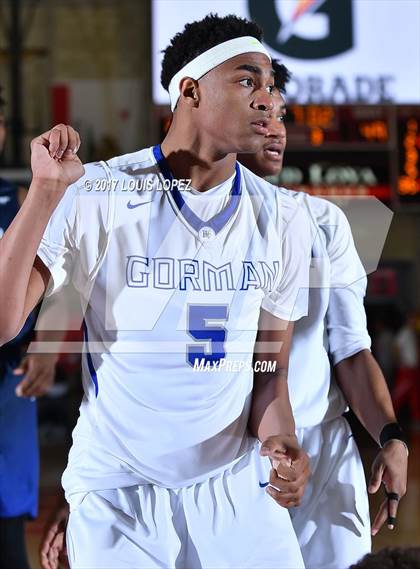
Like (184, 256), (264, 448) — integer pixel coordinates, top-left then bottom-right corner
(187, 305), (228, 367)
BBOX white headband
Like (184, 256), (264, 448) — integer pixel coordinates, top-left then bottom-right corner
(168, 36), (271, 111)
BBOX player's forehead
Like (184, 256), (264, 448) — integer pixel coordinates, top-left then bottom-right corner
(209, 52), (273, 80)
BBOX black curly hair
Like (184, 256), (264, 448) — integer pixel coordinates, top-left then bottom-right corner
(161, 13), (263, 91)
(272, 59), (291, 95)
(350, 547), (420, 569)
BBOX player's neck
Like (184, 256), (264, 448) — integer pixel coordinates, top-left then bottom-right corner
(160, 129), (236, 193)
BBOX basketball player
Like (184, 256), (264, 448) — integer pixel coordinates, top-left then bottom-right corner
(0, 87), (61, 569)
(1, 15), (313, 569)
(239, 61), (409, 569)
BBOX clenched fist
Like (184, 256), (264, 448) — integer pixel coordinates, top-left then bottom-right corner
(30, 124), (84, 188)
(260, 434), (311, 508)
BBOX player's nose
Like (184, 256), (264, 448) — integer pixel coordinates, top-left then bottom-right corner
(252, 90), (274, 113)
(266, 119), (285, 139)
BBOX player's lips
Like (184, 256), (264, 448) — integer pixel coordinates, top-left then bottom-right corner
(250, 118), (269, 136)
(262, 142), (284, 161)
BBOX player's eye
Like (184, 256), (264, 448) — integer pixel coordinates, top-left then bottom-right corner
(266, 85), (275, 95)
(239, 77), (254, 88)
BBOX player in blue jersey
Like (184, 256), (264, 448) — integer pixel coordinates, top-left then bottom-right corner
(239, 61), (408, 569)
(1, 15), (313, 569)
(0, 87), (62, 569)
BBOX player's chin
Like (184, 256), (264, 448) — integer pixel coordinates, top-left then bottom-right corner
(234, 134), (265, 154)
(260, 159), (282, 178)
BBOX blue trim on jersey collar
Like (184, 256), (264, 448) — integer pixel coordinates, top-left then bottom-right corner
(152, 145), (241, 235)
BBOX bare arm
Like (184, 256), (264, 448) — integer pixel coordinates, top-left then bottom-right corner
(14, 295), (69, 399)
(335, 349), (396, 444)
(0, 124), (82, 344)
(249, 309), (310, 508)
(249, 309), (295, 441)
(0, 187), (59, 341)
(334, 349), (408, 534)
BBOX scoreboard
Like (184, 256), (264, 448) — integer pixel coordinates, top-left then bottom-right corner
(397, 108), (420, 203)
(286, 105), (390, 145)
(269, 105), (420, 207)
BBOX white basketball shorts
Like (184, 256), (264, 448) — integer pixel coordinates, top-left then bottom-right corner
(66, 442), (304, 568)
(290, 416), (371, 569)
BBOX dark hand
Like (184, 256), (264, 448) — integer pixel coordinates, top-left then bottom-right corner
(39, 503), (70, 569)
(260, 435), (311, 508)
(31, 124), (84, 188)
(14, 353), (58, 398)
(368, 440), (408, 536)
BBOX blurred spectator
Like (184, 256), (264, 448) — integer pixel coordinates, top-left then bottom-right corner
(392, 313), (420, 430)
(350, 546), (420, 568)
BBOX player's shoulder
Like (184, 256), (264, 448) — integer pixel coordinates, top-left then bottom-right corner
(295, 193), (354, 254)
(284, 189), (349, 227)
(105, 147), (155, 176)
(70, 161), (110, 197)
(74, 146), (154, 201)
(76, 148), (154, 185)
(239, 164), (302, 222)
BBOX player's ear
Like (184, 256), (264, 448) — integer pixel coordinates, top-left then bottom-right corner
(179, 78), (200, 108)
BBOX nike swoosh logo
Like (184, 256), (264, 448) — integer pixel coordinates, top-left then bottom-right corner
(259, 481), (269, 488)
(127, 200), (152, 209)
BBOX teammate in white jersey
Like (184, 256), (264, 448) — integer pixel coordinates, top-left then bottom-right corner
(0, 15), (314, 569)
(239, 60), (409, 569)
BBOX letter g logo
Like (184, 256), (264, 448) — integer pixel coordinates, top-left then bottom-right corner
(248, 0), (353, 60)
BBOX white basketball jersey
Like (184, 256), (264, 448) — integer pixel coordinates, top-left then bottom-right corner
(279, 189), (372, 429)
(37, 147), (311, 495)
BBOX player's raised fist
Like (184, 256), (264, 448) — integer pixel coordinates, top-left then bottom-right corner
(30, 124), (84, 188)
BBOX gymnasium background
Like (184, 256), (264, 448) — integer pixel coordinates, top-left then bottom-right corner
(0, 1), (419, 565)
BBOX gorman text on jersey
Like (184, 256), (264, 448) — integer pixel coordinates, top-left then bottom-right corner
(125, 256), (280, 292)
